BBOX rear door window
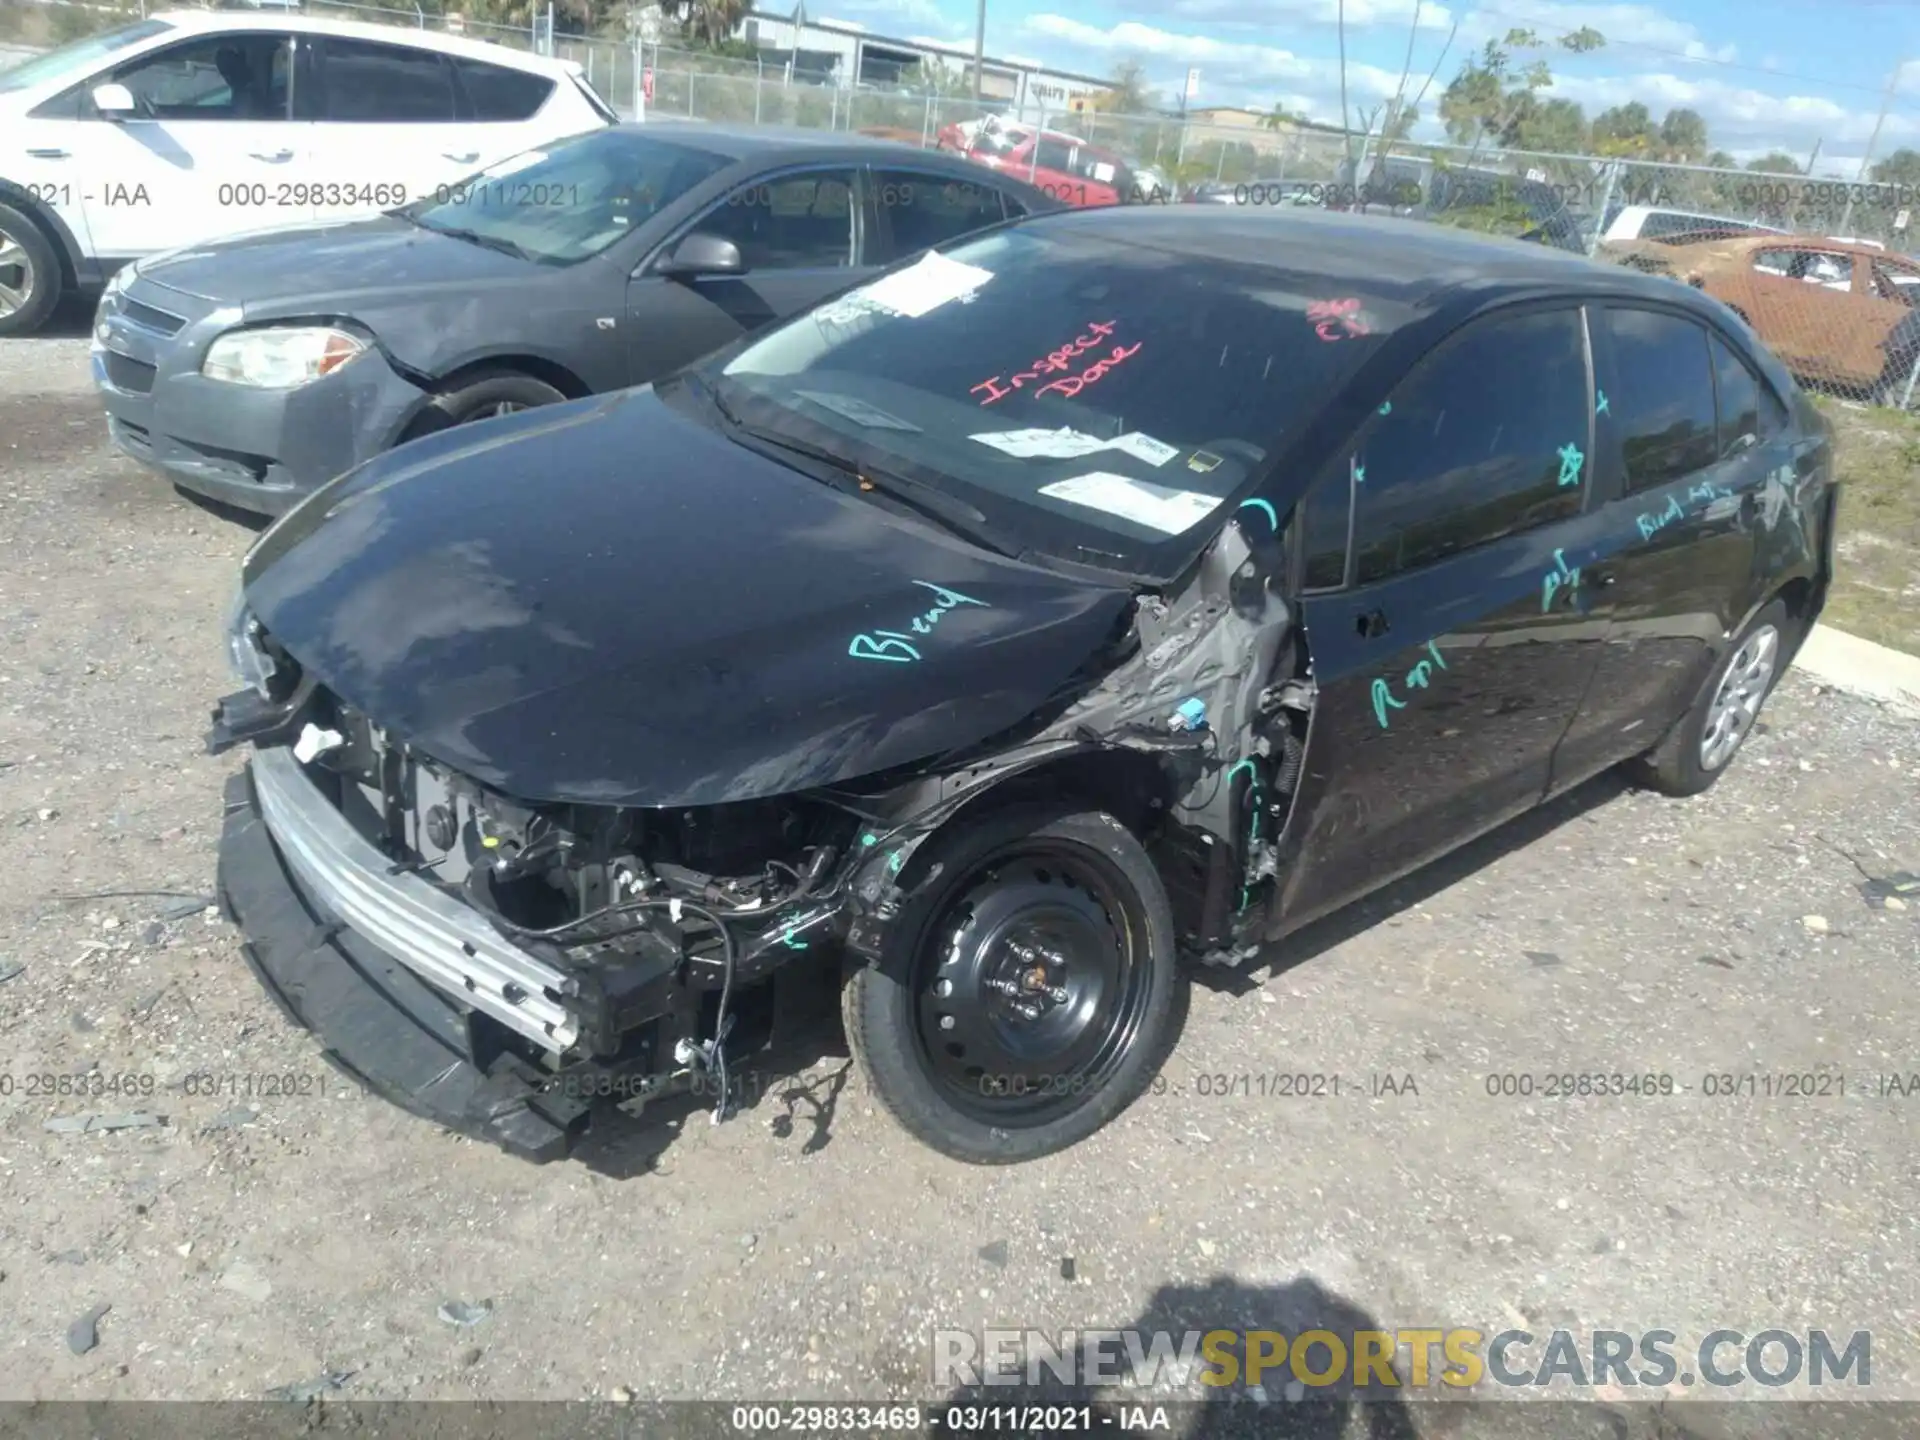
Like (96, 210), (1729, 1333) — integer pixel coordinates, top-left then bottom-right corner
(870, 169), (1005, 260)
(315, 37), (457, 121)
(1602, 307), (1720, 492)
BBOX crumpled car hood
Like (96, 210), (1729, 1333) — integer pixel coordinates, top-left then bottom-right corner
(241, 385), (1135, 807)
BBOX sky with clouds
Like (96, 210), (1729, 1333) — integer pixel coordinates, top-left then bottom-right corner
(810, 0), (1920, 174)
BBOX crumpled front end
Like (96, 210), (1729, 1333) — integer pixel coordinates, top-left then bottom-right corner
(210, 500), (1318, 1161)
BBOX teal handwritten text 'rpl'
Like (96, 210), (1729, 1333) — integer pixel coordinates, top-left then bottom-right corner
(1372, 638), (1448, 729)
(848, 581), (988, 663)
(1540, 547), (1581, 613)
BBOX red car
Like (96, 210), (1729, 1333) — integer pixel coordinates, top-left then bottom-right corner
(935, 117), (1162, 207)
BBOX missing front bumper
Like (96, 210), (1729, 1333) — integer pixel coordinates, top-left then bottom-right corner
(217, 766), (596, 1161)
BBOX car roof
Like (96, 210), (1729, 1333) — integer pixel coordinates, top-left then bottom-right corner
(1028, 204), (1709, 307)
(148, 8), (582, 74)
(1617, 204), (1781, 227)
(1717, 232), (1895, 255)
(624, 121), (1043, 168)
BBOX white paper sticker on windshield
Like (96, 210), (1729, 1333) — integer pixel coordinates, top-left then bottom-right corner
(970, 427), (1111, 459)
(972, 428), (1182, 465)
(795, 391), (921, 431)
(1103, 432), (1181, 467)
(1090, 162), (1117, 184)
(1039, 473), (1221, 535)
(855, 251), (994, 318)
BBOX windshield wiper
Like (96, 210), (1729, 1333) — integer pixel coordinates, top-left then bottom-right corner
(696, 377), (1013, 557)
(419, 224), (538, 263)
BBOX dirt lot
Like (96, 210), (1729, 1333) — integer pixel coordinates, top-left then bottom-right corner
(2, 318), (1919, 1433)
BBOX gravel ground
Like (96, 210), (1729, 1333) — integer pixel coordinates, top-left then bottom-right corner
(2, 321), (1917, 1435)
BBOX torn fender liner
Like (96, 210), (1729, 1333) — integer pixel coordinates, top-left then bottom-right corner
(240, 384), (1135, 808)
(217, 769), (584, 1162)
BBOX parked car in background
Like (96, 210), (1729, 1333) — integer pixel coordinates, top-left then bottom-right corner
(1326, 156), (1590, 251)
(211, 206), (1833, 1166)
(1602, 230), (1920, 400)
(934, 116), (1164, 206)
(91, 125), (1056, 516)
(1, 9), (613, 335)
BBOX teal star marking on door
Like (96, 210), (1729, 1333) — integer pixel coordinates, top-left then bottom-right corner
(1556, 442), (1584, 488)
(1595, 390), (1609, 416)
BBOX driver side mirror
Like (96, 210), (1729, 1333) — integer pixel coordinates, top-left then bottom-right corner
(656, 232), (744, 280)
(91, 83), (138, 119)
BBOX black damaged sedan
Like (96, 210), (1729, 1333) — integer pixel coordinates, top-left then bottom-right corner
(211, 205), (1837, 1164)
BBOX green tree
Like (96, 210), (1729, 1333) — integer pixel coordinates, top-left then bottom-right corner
(1746, 151), (1802, 174)
(1437, 26), (1605, 149)
(1590, 101), (1654, 156)
(658, 0), (750, 49)
(1100, 60), (1157, 115)
(1509, 95), (1587, 151)
(1658, 107), (1709, 160)
(1871, 148), (1920, 186)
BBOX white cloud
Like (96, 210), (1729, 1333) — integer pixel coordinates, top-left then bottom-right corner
(1020, 14), (1405, 100)
(1551, 70), (1916, 158)
(1152, 0), (1455, 31)
(1454, 1), (1734, 65)
(819, 0), (967, 39)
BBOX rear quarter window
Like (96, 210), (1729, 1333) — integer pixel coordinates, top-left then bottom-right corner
(453, 57), (554, 122)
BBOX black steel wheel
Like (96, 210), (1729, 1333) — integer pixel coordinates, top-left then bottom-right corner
(843, 805), (1184, 1164)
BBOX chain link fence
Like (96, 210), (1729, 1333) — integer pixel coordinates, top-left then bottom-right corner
(10, 0), (1920, 409)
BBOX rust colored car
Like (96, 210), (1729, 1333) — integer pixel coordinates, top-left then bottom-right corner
(1603, 231), (1920, 399)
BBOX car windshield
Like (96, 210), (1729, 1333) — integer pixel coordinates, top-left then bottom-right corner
(393, 128), (731, 264)
(707, 225), (1415, 577)
(0, 18), (173, 94)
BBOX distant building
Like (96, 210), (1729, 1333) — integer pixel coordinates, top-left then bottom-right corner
(733, 8), (1109, 122)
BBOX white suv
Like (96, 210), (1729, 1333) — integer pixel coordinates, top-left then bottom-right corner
(0, 10), (614, 335)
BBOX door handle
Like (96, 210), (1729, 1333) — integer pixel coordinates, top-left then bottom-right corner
(1355, 607), (1391, 640)
(249, 149), (294, 162)
(444, 151), (480, 164)
(27, 147), (70, 159)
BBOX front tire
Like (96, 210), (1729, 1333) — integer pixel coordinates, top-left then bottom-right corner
(842, 805), (1184, 1164)
(1627, 599), (1791, 797)
(426, 370), (567, 431)
(0, 203), (62, 338)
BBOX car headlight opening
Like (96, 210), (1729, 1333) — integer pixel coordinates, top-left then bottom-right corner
(202, 326), (369, 389)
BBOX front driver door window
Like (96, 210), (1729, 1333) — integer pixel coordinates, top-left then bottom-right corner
(78, 31), (297, 253)
(626, 167), (866, 386)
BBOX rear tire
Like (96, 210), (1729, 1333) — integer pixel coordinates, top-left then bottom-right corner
(842, 804), (1185, 1164)
(1626, 599), (1791, 797)
(0, 203), (62, 338)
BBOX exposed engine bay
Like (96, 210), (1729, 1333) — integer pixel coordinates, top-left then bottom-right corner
(210, 511), (1315, 1144)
